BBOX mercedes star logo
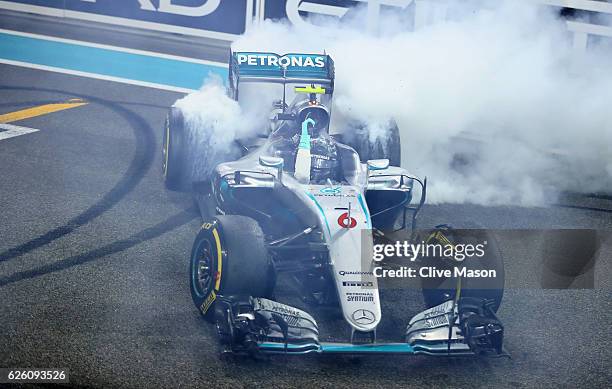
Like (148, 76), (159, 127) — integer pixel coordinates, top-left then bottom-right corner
(351, 309), (376, 325)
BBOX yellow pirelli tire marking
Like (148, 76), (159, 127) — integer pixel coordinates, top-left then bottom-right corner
(212, 228), (223, 291)
(0, 100), (88, 123)
(200, 290), (217, 314)
(427, 230), (453, 247)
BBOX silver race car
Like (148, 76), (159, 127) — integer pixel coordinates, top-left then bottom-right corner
(162, 51), (505, 357)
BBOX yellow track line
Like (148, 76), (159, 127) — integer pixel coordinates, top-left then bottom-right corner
(0, 99), (88, 124)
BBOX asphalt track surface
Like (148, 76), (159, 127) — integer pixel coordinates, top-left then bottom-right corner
(0, 64), (610, 388)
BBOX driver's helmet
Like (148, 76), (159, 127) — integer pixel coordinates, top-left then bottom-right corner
(295, 103), (330, 137)
(269, 95), (339, 182)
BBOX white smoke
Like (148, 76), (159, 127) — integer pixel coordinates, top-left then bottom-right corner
(180, 1), (612, 205)
(173, 74), (278, 178)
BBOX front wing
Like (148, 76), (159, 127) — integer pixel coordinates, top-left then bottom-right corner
(214, 296), (505, 357)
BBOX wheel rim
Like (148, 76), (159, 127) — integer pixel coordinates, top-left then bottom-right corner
(192, 239), (214, 297)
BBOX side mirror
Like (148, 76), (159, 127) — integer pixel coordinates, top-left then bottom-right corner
(259, 155), (284, 181)
(367, 159), (390, 171)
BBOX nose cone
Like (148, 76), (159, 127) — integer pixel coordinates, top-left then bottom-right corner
(346, 308), (380, 332)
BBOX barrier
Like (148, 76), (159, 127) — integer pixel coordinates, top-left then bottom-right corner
(0, 0), (610, 50)
(0, 0), (253, 40)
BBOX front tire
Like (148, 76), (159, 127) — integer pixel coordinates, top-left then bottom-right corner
(420, 227), (505, 313)
(189, 215), (275, 322)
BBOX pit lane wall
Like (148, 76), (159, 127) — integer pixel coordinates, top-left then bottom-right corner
(0, 1), (609, 93)
(0, 0), (253, 41)
(0, 1), (610, 49)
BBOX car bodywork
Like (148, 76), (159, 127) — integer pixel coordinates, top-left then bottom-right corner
(191, 52), (504, 357)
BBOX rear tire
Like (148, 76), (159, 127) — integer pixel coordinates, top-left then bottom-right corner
(163, 105), (242, 192)
(344, 120), (401, 167)
(189, 215), (275, 322)
(162, 107), (189, 191)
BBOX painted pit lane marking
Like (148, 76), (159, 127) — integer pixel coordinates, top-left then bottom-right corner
(0, 28), (227, 92)
(0, 123), (39, 141)
(0, 59), (197, 94)
(0, 99), (88, 124)
(0, 99), (88, 140)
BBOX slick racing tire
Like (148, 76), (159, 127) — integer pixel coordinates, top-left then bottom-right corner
(162, 107), (189, 191)
(189, 215), (275, 322)
(420, 227), (505, 313)
(162, 106), (242, 192)
(345, 120), (401, 167)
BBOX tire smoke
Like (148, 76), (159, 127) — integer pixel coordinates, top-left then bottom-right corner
(173, 75), (277, 178)
(181, 1), (612, 205)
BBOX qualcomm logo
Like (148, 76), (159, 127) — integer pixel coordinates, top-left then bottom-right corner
(79, 0), (222, 17)
(286, 0), (413, 30)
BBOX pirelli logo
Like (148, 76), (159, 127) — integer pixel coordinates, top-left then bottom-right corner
(342, 281), (374, 287)
(200, 290), (216, 314)
(427, 230), (453, 247)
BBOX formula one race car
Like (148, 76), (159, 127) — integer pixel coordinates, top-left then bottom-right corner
(162, 51), (505, 357)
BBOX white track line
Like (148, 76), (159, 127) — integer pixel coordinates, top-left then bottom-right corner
(0, 28), (227, 67)
(0, 123), (40, 141)
(0, 58), (197, 94)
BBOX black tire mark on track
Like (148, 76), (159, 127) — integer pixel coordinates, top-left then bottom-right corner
(0, 101), (169, 111)
(555, 204), (612, 214)
(0, 100), (61, 110)
(587, 193), (612, 201)
(112, 101), (171, 110)
(0, 206), (198, 287)
(0, 86), (156, 262)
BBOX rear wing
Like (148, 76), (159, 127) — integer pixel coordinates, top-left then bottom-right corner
(228, 51), (335, 100)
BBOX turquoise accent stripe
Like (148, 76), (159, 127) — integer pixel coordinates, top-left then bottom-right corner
(298, 118), (314, 149)
(320, 343), (414, 353)
(0, 32), (227, 90)
(357, 193), (371, 228)
(259, 342), (416, 354)
(306, 192), (331, 236)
